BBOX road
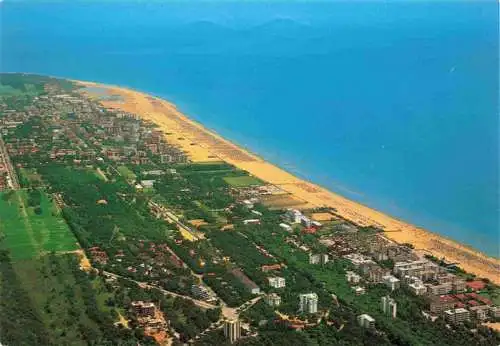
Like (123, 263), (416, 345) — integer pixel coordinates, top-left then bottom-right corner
(0, 136), (19, 189)
(195, 295), (264, 340)
(102, 270), (218, 310)
(149, 200), (201, 241)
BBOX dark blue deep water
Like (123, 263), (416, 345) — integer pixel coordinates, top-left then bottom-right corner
(1, 1), (498, 256)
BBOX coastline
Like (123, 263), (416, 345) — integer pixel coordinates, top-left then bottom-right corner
(77, 80), (500, 285)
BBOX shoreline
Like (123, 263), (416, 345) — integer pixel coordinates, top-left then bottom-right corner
(77, 79), (500, 285)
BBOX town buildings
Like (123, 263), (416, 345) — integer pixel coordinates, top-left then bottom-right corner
(299, 293), (318, 314)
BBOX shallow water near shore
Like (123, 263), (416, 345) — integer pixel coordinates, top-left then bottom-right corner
(2, 1), (498, 256)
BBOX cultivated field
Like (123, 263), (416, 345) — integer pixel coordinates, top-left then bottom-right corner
(0, 190), (79, 259)
(223, 175), (263, 187)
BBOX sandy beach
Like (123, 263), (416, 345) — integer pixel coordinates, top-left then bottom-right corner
(78, 81), (500, 285)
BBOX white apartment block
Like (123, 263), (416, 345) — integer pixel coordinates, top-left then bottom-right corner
(268, 276), (286, 288)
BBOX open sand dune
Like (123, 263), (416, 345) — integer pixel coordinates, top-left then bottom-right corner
(78, 81), (500, 284)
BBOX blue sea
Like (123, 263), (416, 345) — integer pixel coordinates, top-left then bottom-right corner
(1, 1), (498, 256)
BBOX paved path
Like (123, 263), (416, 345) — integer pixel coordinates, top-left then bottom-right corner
(102, 270), (218, 310)
(0, 136), (19, 189)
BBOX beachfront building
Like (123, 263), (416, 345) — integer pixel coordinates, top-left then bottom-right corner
(393, 260), (440, 281)
(299, 293), (318, 314)
(224, 319), (241, 344)
(285, 209), (303, 224)
(436, 273), (467, 292)
(344, 253), (376, 267)
(381, 296), (397, 318)
(383, 275), (401, 291)
(452, 279), (467, 292)
(470, 305), (489, 321)
(265, 293), (281, 307)
(268, 276), (286, 289)
(403, 276), (428, 295)
(357, 314), (375, 329)
(444, 308), (470, 324)
(489, 306), (500, 318)
(426, 282), (452, 296)
(429, 296), (456, 315)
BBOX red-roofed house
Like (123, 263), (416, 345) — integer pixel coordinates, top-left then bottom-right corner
(468, 300), (479, 307)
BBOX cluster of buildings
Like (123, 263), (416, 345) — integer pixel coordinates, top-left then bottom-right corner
(284, 209), (322, 230)
(428, 292), (498, 323)
(191, 284), (216, 302)
(1, 86), (186, 175)
(130, 301), (168, 337)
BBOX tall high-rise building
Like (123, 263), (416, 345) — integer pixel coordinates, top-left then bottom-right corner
(224, 319), (241, 344)
(381, 296), (397, 318)
(298, 293), (318, 314)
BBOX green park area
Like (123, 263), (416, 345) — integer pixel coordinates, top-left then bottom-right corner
(0, 190), (79, 259)
(117, 165), (136, 180)
(223, 175), (263, 187)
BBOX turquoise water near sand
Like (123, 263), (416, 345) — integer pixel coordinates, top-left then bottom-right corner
(1, 1), (498, 256)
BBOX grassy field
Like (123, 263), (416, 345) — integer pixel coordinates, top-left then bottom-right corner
(0, 190), (79, 259)
(117, 165), (136, 180)
(19, 167), (43, 186)
(223, 175), (263, 187)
